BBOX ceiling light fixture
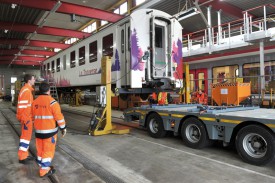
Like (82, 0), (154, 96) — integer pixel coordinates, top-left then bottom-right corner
(50, 1), (62, 13)
(11, 4), (17, 9)
(177, 7), (200, 21)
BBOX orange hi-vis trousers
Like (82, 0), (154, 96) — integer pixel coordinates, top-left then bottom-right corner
(18, 119), (33, 160)
(36, 134), (57, 177)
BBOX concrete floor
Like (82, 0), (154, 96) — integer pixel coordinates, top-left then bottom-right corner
(1, 102), (275, 183)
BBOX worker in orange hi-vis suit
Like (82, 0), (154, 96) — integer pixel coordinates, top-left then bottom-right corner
(157, 92), (168, 105)
(196, 89), (208, 105)
(17, 74), (35, 164)
(32, 82), (67, 177)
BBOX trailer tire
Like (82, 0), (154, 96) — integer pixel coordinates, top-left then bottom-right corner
(235, 125), (275, 165)
(146, 113), (167, 138)
(181, 117), (211, 149)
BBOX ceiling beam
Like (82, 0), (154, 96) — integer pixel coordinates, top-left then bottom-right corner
(0, 56), (46, 61)
(199, 0), (244, 19)
(0, 38), (70, 49)
(13, 61), (41, 66)
(0, 0), (124, 22)
(0, 60), (41, 66)
(0, 49), (55, 56)
(0, 21), (90, 39)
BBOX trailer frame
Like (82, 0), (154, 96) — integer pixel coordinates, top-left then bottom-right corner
(124, 104), (275, 165)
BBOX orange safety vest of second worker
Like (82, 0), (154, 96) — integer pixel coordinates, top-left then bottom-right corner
(32, 94), (66, 139)
(32, 94), (66, 176)
(17, 83), (34, 160)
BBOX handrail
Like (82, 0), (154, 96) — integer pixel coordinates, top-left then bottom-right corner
(242, 4), (275, 13)
(182, 4), (275, 56)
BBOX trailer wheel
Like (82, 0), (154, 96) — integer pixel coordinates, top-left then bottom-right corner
(146, 113), (167, 138)
(235, 125), (275, 165)
(181, 117), (211, 149)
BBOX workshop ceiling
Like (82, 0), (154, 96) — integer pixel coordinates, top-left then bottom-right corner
(0, 0), (274, 67)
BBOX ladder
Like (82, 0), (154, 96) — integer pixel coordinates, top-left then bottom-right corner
(49, 82), (59, 102)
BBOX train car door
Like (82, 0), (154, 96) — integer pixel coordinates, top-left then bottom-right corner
(118, 22), (131, 87)
(189, 68), (208, 94)
(150, 17), (171, 79)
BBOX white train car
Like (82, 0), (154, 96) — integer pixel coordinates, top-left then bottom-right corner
(42, 9), (183, 100)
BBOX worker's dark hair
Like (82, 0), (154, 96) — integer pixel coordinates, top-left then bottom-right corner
(39, 82), (50, 94)
(24, 74), (33, 83)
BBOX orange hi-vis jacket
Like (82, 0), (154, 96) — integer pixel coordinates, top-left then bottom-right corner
(152, 92), (157, 100)
(32, 94), (66, 139)
(196, 92), (207, 105)
(17, 83), (34, 122)
(158, 92), (168, 105)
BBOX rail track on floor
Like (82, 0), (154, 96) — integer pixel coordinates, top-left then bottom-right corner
(2, 107), (127, 183)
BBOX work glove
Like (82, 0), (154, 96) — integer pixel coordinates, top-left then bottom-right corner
(61, 129), (67, 137)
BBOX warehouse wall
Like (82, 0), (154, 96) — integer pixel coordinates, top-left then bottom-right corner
(0, 65), (40, 96)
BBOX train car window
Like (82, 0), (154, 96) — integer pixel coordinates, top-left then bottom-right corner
(70, 51), (76, 68)
(89, 41), (97, 63)
(63, 55), (66, 70)
(198, 73), (205, 91)
(189, 74), (195, 92)
(212, 65), (238, 83)
(47, 63), (50, 74)
(51, 60), (55, 73)
(243, 61), (275, 94)
(128, 27), (130, 51)
(56, 58), (60, 72)
(155, 26), (163, 48)
(79, 46), (85, 66)
(121, 29), (125, 53)
(43, 65), (46, 75)
(103, 34), (113, 57)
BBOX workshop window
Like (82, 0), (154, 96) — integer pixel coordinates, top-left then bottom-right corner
(70, 51), (76, 68)
(103, 34), (113, 57)
(120, 2), (127, 15)
(135, 0), (146, 6)
(89, 41), (97, 63)
(79, 46), (85, 66)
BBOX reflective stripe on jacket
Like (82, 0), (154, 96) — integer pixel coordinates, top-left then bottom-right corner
(32, 94), (66, 139)
(16, 84), (34, 121)
(158, 92), (168, 105)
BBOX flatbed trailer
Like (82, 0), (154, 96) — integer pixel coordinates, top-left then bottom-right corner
(123, 104), (275, 165)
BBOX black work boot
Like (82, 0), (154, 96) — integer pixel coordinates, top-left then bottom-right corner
(19, 156), (35, 164)
(40, 166), (56, 178)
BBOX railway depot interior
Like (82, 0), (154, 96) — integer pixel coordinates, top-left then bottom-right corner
(1, 0), (275, 182)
